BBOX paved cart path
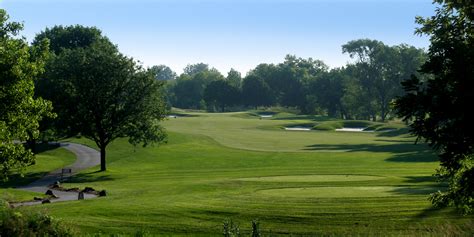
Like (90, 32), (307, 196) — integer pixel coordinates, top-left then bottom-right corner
(14, 143), (100, 206)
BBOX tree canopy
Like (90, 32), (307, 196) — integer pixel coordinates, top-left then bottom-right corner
(395, 0), (474, 213)
(35, 26), (167, 171)
(0, 10), (53, 180)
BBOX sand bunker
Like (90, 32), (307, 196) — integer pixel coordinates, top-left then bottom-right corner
(257, 186), (400, 198)
(237, 175), (383, 182)
(284, 127), (311, 131)
(260, 115), (273, 118)
(335, 127), (373, 132)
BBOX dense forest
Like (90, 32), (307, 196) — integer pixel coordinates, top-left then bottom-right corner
(159, 39), (425, 121)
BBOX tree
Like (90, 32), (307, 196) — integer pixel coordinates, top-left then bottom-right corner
(395, 0), (474, 213)
(33, 25), (103, 54)
(172, 67), (224, 109)
(307, 68), (346, 117)
(183, 63), (209, 76)
(0, 10), (53, 180)
(343, 39), (425, 121)
(203, 80), (240, 112)
(149, 65), (177, 81)
(38, 31), (167, 171)
(241, 75), (274, 109)
(226, 68), (242, 88)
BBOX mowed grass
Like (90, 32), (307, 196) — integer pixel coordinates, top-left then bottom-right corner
(0, 144), (76, 202)
(20, 112), (473, 235)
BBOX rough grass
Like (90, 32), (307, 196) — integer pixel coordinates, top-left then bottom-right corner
(13, 112), (474, 236)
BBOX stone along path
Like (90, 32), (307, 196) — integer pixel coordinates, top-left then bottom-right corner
(15, 142), (101, 206)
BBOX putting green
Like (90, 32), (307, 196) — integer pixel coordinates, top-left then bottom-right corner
(258, 186), (403, 198)
(237, 174), (384, 182)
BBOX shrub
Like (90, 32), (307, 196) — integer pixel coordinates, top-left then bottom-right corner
(0, 200), (74, 236)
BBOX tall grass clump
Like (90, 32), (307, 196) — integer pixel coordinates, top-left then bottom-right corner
(0, 200), (74, 236)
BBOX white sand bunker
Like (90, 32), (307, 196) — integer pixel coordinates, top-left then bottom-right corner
(257, 186), (400, 198)
(260, 115), (273, 118)
(238, 175), (384, 182)
(285, 127), (311, 131)
(167, 115), (179, 118)
(335, 127), (373, 132)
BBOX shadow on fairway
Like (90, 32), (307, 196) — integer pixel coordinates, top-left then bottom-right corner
(0, 172), (49, 188)
(67, 170), (115, 183)
(272, 115), (332, 121)
(402, 175), (437, 183)
(304, 143), (437, 162)
(35, 142), (62, 153)
(305, 143), (423, 153)
(390, 186), (442, 196)
(376, 128), (411, 137)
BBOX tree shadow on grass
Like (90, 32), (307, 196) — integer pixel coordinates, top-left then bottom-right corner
(0, 171), (48, 188)
(376, 128), (411, 137)
(272, 115), (332, 121)
(390, 186), (444, 196)
(304, 143), (438, 162)
(65, 171), (115, 184)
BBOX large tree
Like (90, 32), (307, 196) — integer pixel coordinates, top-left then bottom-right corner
(203, 80), (240, 112)
(343, 39), (425, 121)
(149, 65), (177, 81)
(241, 75), (274, 109)
(395, 0), (474, 213)
(0, 10), (53, 180)
(37, 28), (167, 171)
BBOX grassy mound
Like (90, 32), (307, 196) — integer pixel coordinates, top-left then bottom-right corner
(313, 120), (375, 130)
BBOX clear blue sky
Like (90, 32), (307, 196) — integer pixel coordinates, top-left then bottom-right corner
(1, 0), (435, 75)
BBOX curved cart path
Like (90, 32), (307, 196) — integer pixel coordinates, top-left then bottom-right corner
(15, 143), (100, 206)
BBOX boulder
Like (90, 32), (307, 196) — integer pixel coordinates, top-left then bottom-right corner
(41, 199), (51, 204)
(67, 187), (80, 192)
(45, 189), (54, 196)
(98, 190), (107, 197)
(83, 187), (95, 193)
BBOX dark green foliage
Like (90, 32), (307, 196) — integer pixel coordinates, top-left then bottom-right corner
(33, 25), (103, 54)
(0, 10), (54, 180)
(149, 65), (177, 81)
(35, 25), (167, 171)
(0, 200), (74, 236)
(395, 0), (474, 213)
(241, 75), (274, 109)
(226, 68), (242, 88)
(172, 67), (225, 109)
(343, 39), (425, 121)
(204, 80), (240, 112)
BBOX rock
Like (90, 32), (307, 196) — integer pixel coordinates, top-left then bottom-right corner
(42, 199), (51, 204)
(98, 190), (107, 197)
(67, 187), (80, 192)
(51, 183), (60, 188)
(83, 187), (95, 193)
(45, 189), (54, 196)
(33, 197), (43, 201)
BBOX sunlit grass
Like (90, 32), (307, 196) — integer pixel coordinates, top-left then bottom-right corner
(12, 112), (473, 235)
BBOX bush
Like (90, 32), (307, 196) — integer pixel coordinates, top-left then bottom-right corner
(0, 200), (74, 236)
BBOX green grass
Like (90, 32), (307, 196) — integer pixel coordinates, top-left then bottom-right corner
(0, 144), (76, 202)
(15, 112), (473, 235)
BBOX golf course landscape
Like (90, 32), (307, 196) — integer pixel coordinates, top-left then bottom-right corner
(3, 111), (473, 235)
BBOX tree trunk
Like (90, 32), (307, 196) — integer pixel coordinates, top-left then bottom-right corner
(100, 146), (106, 171)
